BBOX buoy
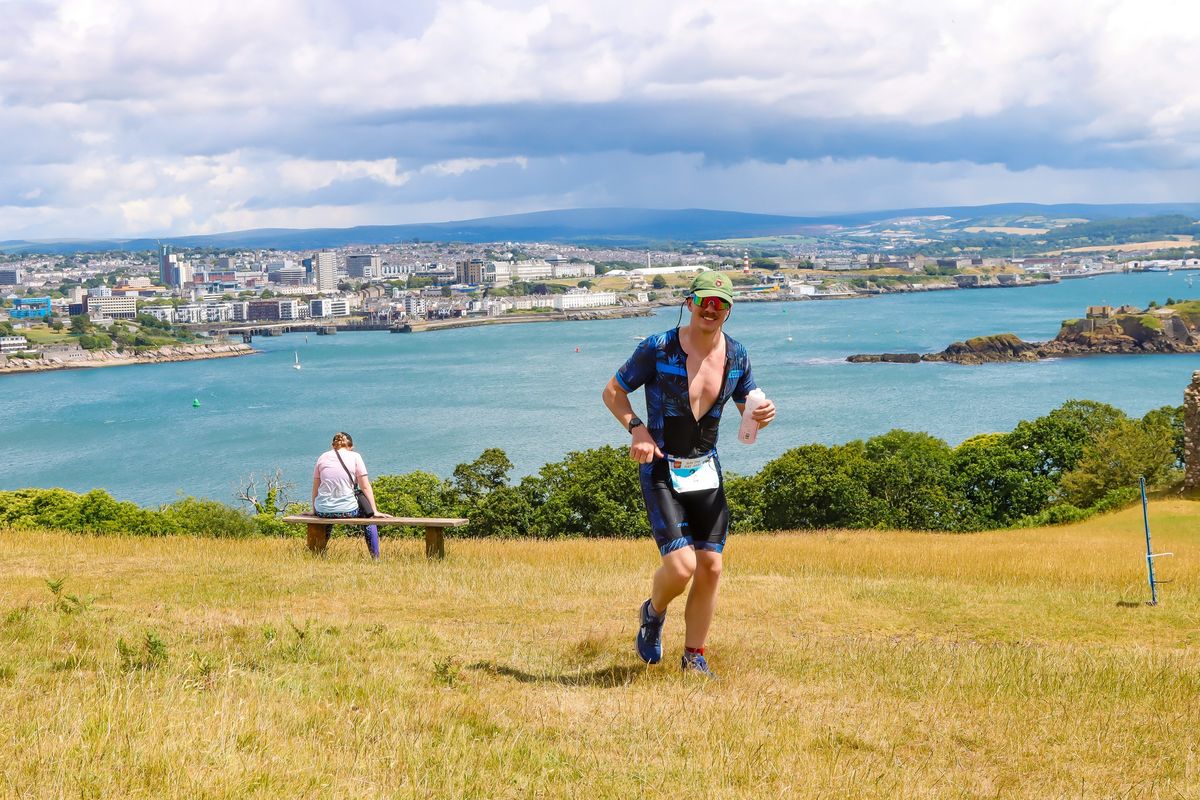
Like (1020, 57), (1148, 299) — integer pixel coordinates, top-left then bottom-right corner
(192, 398), (201, 408)
(575, 347), (580, 353)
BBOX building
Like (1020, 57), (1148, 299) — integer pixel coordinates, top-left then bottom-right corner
(0, 335), (30, 353)
(310, 297), (351, 318)
(403, 295), (427, 317)
(553, 290), (618, 310)
(87, 295), (138, 320)
(12, 297), (52, 319)
(313, 251), (338, 293)
(0, 268), (23, 285)
(247, 300), (282, 321)
(346, 254), (381, 280)
(455, 259), (486, 284)
(155, 245), (193, 288)
(277, 299), (299, 320)
(243, 298), (300, 322)
(269, 264), (307, 286)
(159, 244), (176, 286)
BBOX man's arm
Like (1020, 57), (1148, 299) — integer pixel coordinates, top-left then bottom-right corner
(602, 376), (663, 464)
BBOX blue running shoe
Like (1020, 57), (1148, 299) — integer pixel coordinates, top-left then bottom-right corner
(635, 599), (665, 664)
(681, 651), (717, 679)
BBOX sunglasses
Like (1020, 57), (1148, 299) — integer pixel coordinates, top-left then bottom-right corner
(692, 295), (731, 312)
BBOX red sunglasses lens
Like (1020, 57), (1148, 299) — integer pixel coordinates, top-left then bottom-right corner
(698, 296), (730, 311)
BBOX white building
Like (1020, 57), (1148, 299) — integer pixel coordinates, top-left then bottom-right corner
(277, 299), (300, 320)
(403, 295), (427, 317)
(87, 295), (138, 320)
(553, 290), (618, 310)
(310, 297), (351, 318)
(630, 265), (710, 277)
(313, 251), (337, 293)
(140, 306), (174, 322)
(550, 262), (597, 279)
(0, 335), (30, 353)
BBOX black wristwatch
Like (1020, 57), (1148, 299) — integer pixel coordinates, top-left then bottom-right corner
(627, 416), (645, 433)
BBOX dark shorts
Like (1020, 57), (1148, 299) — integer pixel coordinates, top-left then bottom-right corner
(639, 455), (729, 556)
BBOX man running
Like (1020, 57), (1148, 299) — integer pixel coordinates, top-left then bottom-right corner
(602, 271), (776, 678)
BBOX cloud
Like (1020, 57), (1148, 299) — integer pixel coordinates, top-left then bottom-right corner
(1, 0), (1198, 237)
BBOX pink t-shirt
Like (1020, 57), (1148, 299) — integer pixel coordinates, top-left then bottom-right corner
(313, 449), (368, 514)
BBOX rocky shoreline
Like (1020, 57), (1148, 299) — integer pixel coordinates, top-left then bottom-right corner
(848, 304), (1200, 365)
(0, 342), (255, 375)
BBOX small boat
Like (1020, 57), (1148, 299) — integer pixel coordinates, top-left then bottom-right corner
(293, 352), (302, 370)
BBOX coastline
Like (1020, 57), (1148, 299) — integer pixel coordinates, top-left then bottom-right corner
(0, 342), (255, 375)
(395, 305), (653, 332)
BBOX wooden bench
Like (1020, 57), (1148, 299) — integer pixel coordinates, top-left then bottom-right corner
(281, 515), (469, 559)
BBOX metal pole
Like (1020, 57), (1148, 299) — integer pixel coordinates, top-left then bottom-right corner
(1141, 477), (1158, 606)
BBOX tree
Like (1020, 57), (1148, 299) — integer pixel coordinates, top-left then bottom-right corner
(1007, 400), (1127, 479)
(70, 314), (91, 335)
(523, 446), (647, 538)
(371, 471), (449, 519)
(758, 442), (875, 530)
(1142, 405), (1185, 468)
(952, 433), (1054, 527)
(1060, 418), (1178, 507)
(448, 448), (513, 508)
(860, 430), (967, 530)
(651, 275), (668, 289)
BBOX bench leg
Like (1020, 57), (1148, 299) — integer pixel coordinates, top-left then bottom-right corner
(425, 526), (444, 559)
(307, 523), (328, 555)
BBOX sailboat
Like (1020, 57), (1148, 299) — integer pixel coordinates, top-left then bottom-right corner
(293, 352), (302, 370)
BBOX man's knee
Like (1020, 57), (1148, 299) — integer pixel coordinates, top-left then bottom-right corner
(662, 549), (697, 583)
(695, 553), (723, 582)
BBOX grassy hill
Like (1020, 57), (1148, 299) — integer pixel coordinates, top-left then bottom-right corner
(2, 503), (1198, 798)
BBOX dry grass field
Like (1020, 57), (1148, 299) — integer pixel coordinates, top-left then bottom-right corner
(961, 226), (1050, 235)
(1060, 237), (1195, 254)
(2, 501), (1199, 799)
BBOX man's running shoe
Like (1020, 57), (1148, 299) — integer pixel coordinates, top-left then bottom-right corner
(681, 650), (717, 679)
(635, 599), (665, 664)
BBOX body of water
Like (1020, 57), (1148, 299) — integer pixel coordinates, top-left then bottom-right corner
(4, 271), (1198, 506)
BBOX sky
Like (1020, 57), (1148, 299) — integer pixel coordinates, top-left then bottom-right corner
(2, 0), (1200, 239)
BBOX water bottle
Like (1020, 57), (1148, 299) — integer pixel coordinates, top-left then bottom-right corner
(738, 388), (767, 444)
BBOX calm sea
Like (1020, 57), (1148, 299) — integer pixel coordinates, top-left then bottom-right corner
(4, 271), (1198, 506)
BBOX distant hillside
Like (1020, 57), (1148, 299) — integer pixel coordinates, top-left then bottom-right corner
(5, 202), (1200, 254)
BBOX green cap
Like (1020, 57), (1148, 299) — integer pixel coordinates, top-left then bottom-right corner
(689, 270), (734, 303)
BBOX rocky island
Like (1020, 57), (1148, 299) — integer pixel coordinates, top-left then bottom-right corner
(849, 302), (1200, 365)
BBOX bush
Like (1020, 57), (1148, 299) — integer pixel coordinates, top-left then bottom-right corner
(759, 442), (874, 530)
(524, 446), (647, 538)
(159, 497), (258, 538)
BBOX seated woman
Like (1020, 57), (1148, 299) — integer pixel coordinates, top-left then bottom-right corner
(312, 431), (382, 559)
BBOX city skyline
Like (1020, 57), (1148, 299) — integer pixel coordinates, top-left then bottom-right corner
(3, 1), (1199, 240)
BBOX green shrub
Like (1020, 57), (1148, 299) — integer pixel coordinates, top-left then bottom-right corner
(159, 497), (258, 538)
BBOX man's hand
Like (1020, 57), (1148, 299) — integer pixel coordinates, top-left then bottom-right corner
(752, 399), (776, 428)
(630, 426), (664, 464)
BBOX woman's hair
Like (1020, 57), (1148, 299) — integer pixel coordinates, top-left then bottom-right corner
(331, 432), (353, 450)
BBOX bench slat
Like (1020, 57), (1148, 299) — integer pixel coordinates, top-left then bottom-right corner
(282, 515), (468, 526)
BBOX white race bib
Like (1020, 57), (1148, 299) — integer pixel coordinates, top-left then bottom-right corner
(668, 454), (720, 493)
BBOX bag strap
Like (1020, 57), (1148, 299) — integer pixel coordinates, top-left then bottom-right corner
(333, 449), (358, 487)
